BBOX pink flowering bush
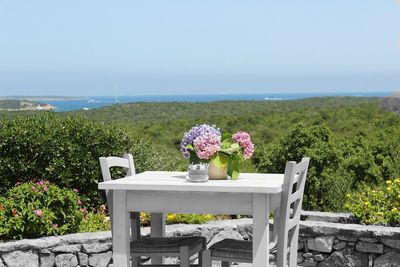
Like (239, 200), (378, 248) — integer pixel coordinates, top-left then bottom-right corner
(0, 181), (84, 240)
(181, 125), (254, 179)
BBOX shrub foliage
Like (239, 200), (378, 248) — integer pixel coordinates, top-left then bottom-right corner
(345, 179), (400, 226)
(0, 113), (178, 206)
(0, 181), (83, 239)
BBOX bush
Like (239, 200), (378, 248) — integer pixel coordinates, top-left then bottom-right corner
(79, 205), (109, 233)
(345, 178), (400, 226)
(0, 181), (84, 240)
(0, 113), (179, 206)
(140, 212), (214, 226)
(253, 123), (351, 211)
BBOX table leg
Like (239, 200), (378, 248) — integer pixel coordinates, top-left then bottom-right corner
(151, 212), (166, 264)
(113, 190), (130, 267)
(253, 194), (269, 267)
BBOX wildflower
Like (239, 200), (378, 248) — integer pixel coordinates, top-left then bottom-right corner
(33, 209), (44, 217)
(38, 180), (44, 186)
(167, 214), (176, 222)
(43, 186), (48, 192)
(77, 199), (82, 205)
(72, 188), (79, 193)
(364, 201), (370, 206)
(386, 180), (392, 185)
(394, 179), (400, 184)
(12, 208), (17, 216)
(0, 204), (5, 211)
(52, 224), (58, 229)
(80, 208), (86, 213)
(32, 186), (38, 192)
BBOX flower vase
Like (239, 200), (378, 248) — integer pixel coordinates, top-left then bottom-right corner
(188, 162), (209, 182)
(208, 161), (228, 180)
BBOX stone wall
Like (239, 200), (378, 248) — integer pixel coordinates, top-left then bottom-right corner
(1, 212), (400, 266)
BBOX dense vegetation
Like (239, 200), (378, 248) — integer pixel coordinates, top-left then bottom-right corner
(0, 114), (178, 206)
(1, 96), (400, 226)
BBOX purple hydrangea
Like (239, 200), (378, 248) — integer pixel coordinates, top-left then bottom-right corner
(180, 124), (221, 159)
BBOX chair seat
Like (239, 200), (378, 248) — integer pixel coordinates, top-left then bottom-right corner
(209, 239), (277, 261)
(130, 236), (206, 254)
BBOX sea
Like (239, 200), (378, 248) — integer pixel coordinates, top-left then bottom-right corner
(42, 92), (391, 112)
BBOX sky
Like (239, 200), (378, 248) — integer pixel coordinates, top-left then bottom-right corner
(0, 0), (400, 96)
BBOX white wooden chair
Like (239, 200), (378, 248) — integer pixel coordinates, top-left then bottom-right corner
(201, 157), (310, 267)
(100, 154), (206, 267)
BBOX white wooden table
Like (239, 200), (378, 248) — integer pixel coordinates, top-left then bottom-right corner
(98, 171), (284, 267)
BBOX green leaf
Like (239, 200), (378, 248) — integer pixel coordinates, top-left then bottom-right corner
(221, 132), (232, 142)
(185, 144), (194, 150)
(228, 159), (241, 180)
(212, 153), (230, 168)
(220, 143), (241, 155)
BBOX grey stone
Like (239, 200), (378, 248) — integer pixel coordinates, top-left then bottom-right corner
(338, 235), (358, 242)
(302, 258), (318, 267)
(359, 237), (378, 243)
(61, 231), (111, 245)
(298, 242), (304, 250)
(2, 250), (39, 267)
(301, 210), (353, 223)
(348, 242), (356, 246)
(40, 253), (55, 267)
(374, 250), (400, 267)
(303, 252), (313, 258)
(314, 254), (324, 262)
(207, 229), (243, 248)
(82, 242), (111, 254)
(39, 249), (51, 254)
(333, 241), (347, 250)
(52, 244), (82, 253)
(319, 248), (368, 267)
(55, 254), (78, 267)
(0, 237), (60, 253)
(88, 251), (112, 267)
(307, 236), (334, 253)
(381, 238), (400, 250)
(356, 241), (383, 254)
(0, 258), (5, 267)
(297, 253), (304, 263)
(78, 252), (88, 266)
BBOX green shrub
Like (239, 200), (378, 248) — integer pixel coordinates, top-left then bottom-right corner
(345, 178), (400, 225)
(0, 181), (83, 240)
(253, 123), (351, 211)
(0, 113), (179, 206)
(79, 205), (109, 233)
(139, 212), (214, 226)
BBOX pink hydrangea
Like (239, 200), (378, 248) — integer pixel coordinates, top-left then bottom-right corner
(33, 209), (44, 217)
(43, 186), (48, 192)
(232, 131), (255, 159)
(193, 132), (221, 160)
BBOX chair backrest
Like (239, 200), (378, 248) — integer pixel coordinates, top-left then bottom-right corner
(99, 153), (140, 239)
(277, 157), (310, 267)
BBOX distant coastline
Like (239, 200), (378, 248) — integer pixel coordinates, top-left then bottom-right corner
(1, 96), (87, 101)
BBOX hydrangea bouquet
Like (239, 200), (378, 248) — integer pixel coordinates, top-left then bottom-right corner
(181, 124), (255, 179)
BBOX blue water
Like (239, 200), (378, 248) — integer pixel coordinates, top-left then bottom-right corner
(42, 92), (391, 112)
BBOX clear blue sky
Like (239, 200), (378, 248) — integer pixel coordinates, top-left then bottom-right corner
(0, 0), (399, 96)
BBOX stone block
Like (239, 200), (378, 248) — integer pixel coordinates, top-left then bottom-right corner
(374, 250), (400, 267)
(333, 241), (347, 250)
(52, 244), (82, 253)
(40, 253), (55, 267)
(307, 236), (334, 253)
(337, 235), (358, 242)
(88, 251), (112, 267)
(356, 241), (383, 254)
(303, 252), (313, 258)
(359, 237), (378, 243)
(55, 254), (78, 267)
(2, 250), (39, 267)
(302, 258), (318, 267)
(314, 254), (324, 262)
(319, 248), (368, 267)
(381, 238), (400, 250)
(0, 258), (5, 267)
(78, 252), (88, 266)
(82, 242), (111, 254)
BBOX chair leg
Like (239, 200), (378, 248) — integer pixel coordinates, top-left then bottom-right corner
(222, 261), (231, 267)
(201, 249), (211, 267)
(131, 256), (140, 267)
(180, 246), (190, 267)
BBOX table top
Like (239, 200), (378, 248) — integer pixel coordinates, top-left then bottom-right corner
(98, 171), (284, 193)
